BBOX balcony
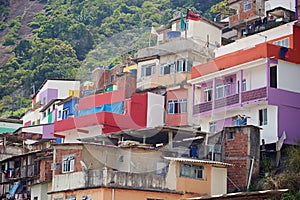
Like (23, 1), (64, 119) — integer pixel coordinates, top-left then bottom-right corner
(193, 87), (267, 115)
(52, 169), (166, 192)
(241, 87), (267, 102)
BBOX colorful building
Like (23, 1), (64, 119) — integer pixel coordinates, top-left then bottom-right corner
(190, 22), (300, 146)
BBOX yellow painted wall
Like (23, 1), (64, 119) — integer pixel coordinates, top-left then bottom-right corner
(123, 64), (137, 72)
(68, 90), (80, 97)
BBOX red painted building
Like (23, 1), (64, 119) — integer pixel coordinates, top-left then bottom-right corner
(54, 91), (164, 142)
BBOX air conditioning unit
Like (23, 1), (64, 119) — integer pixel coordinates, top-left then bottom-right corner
(51, 163), (61, 171)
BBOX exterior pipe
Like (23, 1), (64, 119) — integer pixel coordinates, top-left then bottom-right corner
(112, 188), (115, 200)
(247, 157), (255, 191)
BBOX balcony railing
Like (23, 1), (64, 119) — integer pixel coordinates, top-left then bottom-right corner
(52, 169), (167, 192)
(193, 87), (267, 115)
(215, 94), (239, 109)
(241, 87), (267, 102)
(88, 169), (166, 189)
(193, 101), (212, 114)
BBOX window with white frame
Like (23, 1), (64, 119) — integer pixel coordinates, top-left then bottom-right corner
(180, 163), (204, 179)
(141, 63), (156, 77)
(62, 155), (75, 173)
(273, 38), (289, 48)
(259, 108), (267, 126)
(216, 83), (232, 99)
(237, 79), (246, 93)
(209, 121), (216, 132)
(176, 59), (186, 72)
(168, 99), (187, 114)
(244, 1), (252, 12)
(204, 87), (212, 102)
(63, 108), (69, 119)
(160, 63), (175, 76)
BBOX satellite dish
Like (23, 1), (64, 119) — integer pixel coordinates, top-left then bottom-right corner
(80, 160), (88, 171)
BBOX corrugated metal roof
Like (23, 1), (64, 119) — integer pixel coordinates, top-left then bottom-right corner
(186, 189), (288, 199)
(163, 157), (232, 166)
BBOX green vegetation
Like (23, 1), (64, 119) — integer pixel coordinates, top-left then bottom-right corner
(0, 0), (222, 117)
(2, 16), (21, 46)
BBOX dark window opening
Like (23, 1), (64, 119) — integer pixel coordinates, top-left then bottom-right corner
(270, 66), (277, 88)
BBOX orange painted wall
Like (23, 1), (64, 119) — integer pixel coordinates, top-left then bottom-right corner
(176, 163), (212, 195)
(191, 34), (300, 80)
(51, 187), (199, 200)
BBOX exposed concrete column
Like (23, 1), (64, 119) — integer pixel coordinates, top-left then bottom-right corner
(212, 78), (216, 110)
(168, 131), (173, 149)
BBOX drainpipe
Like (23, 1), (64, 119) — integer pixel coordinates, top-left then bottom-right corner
(247, 157), (255, 191)
(111, 188), (115, 200)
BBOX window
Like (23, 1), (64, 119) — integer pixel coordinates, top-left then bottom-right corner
(66, 196), (76, 200)
(109, 75), (116, 83)
(204, 87), (212, 102)
(48, 108), (51, 115)
(43, 112), (46, 118)
(209, 121), (216, 132)
(62, 155), (75, 173)
(82, 195), (92, 200)
(141, 63), (156, 77)
(58, 110), (62, 118)
(160, 63), (175, 75)
(270, 66), (277, 88)
(244, 1), (252, 12)
(237, 79), (246, 93)
(216, 82), (232, 99)
(180, 163), (204, 179)
(43, 97), (46, 105)
(53, 198), (63, 200)
(273, 38), (289, 48)
(62, 108), (69, 119)
(147, 199), (163, 200)
(52, 104), (55, 110)
(216, 84), (224, 99)
(226, 131), (234, 140)
(33, 197), (38, 200)
(259, 108), (267, 126)
(168, 99), (187, 114)
(177, 60), (186, 72)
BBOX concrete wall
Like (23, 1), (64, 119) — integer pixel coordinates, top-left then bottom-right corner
(147, 92), (164, 127)
(31, 183), (49, 200)
(277, 60), (300, 93)
(188, 20), (222, 48)
(52, 171), (86, 191)
(215, 22), (294, 57)
(243, 64), (266, 90)
(211, 167), (227, 195)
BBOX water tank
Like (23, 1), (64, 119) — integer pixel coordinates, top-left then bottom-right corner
(166, 31), (181, 39)
(129, 69), (137, 75)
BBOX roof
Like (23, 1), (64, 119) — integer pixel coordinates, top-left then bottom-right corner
(0, 117), (22, 124)
(164, 157), (232, 167)
(32, 78), (79, 99)
(40, 99), (63, 112)
(186, 189), (288, 199)
(79, 126), (209, 145)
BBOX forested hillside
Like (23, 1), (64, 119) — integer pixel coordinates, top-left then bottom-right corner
(0, 0), (222, 117)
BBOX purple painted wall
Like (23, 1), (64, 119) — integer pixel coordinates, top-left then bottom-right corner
(39, 89), (58, 105)
(42, 124), (55, 139)
(269, 88), (300, 144)
(216, 117), (233, 132)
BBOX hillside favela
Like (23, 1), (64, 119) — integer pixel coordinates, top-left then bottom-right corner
(0, 0), (300, 199)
